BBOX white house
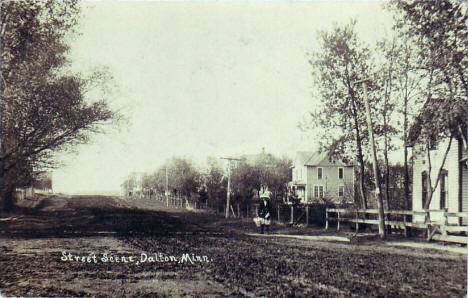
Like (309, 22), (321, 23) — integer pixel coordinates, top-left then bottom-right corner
(288, 151), (354, 203)
(410, 136), (468, 224)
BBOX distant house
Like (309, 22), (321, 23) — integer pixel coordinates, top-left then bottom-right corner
(409, 135), (468, 223)
(288, 151), (354, 203)
(240, 147), (271, 166)
(121, 172), (145, 198)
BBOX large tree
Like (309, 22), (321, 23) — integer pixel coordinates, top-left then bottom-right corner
(199, 156), (226, 211)
(231, 161), (261, 203)
(374, 37), (399, 210)
(374, 35), (424, 210)
(390, 0), (467, 209)
(161, 157), (201, 197)
(391, 37), (423, 210)
(307, 20), (378, 208)
(0, 1), (117, 211)
(253, 153), (291, 201)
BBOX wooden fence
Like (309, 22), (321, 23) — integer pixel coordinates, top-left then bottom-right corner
(152, 193), (203, 210)
(326, 208), (468, 244)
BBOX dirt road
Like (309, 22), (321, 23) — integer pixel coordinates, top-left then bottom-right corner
(0, 195), (466, 297)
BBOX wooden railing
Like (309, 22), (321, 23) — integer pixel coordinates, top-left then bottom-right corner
(326, 208), (468, 244)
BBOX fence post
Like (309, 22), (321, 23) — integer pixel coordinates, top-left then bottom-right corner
(290, 205), (294, 225)
(325, 210), (329, 230)
(277, 204), (280, 222)
(305, 205), (309, 227)
(443, 208), (448, 236)
(337, 210), (340, 231)
(425, 210), (432, 240)
(355, 209), (359, 233)
(403, 213), (408, 237)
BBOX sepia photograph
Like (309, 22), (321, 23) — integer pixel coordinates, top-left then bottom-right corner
(0, 0), (467, 297)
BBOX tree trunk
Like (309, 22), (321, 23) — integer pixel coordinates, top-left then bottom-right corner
(350, 107), (367, 209)
(383, 127), (391, 210)
(363, 82), (386, 239)
(357, 138), (367, 209)
(383, 148), (390, 209)
(2, 186), (15, 213)
(351, 96), (367, 209)
(382, 49), (394, 211)
(424, 135), (453, 210)
(403, 145), (410, 210)
(402, 61), (412, 211)
(347, 75), (368, 209)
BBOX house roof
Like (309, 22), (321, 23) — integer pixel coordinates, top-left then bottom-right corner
(241, 153), (262, 165)
(294, 151), (351, 167)
(240, 152), (272, 165)
(295, 151), (315, 166)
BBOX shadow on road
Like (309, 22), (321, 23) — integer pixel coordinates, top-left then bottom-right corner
(0, 195), (221, 238)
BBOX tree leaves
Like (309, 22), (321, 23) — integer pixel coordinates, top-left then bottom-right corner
(0, 0), (118, 201)
(389, 0), (467, 143)
(308, 21), (373, 163)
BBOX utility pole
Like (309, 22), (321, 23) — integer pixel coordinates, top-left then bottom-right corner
(355, 78), (386, 239)
(165, 167), (169, 207)
(220, 157), (241, 219)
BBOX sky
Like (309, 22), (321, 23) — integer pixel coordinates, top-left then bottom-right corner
(52, 1), (395, 194)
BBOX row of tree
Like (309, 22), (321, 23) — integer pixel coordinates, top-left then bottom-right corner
(122, 152), (292, 215)
(0, 1), (118, 211)
(304, 0), (467, 212)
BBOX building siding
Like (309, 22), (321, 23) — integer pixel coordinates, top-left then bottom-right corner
(291, 165), (307, 185)
(305, 166), (353, 202)
(412, 138), (466, 224)
(291, 163), (307, 200)
(462, 159), (468, 225)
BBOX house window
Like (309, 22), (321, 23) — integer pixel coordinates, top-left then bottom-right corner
(338, 168), (344, 179)
(314, 186), (324, 198)
(440, 169), (448, 209)
(317, 168), (323, 180)
(422, 171), (428, 209)
(338, 186), (344, 197)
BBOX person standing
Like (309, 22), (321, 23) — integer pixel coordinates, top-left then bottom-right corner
(258, 191), (272, 234)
